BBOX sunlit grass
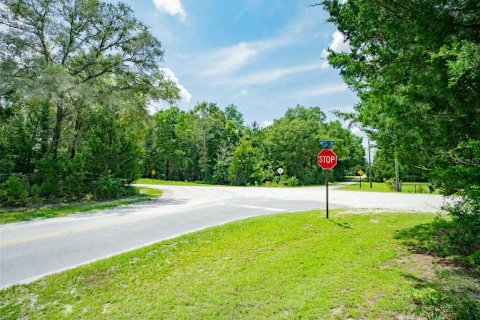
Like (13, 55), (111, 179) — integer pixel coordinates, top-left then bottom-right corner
(135, 178), (217, 186)
(1, 210), (461, 319)
(338, 181), (440, 194)
(0, 187), (162, 224)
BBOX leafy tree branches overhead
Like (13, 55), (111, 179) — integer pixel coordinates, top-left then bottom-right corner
(320, 0), (480, 195)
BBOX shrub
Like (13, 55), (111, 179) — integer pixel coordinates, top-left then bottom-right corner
(1, 175), (30, 206)
(93, 174), (135, 200)
(385, 178), (395, 191)
(442, 195), (480, 267)
(279, 175), (299, 187)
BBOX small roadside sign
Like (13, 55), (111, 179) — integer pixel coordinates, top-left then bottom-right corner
(151, 169), (156, 177)
(356, 169), (365, 189)
(319, 140), (335, 149)
(277, 168), (284, 175)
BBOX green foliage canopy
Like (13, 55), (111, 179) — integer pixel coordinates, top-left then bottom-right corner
(320, 0), (480, 197)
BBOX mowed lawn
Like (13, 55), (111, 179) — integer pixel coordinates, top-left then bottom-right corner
(0, 187), (162, 224)
(338, 181), (441, 194)
(0, 211), (470, 319)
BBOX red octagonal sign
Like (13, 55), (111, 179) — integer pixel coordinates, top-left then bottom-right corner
(317, 149), (337, 170)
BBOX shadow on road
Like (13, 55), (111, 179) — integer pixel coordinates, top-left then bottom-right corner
(72, 197), (188, 218)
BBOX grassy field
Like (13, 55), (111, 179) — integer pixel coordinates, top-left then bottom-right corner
(338, 181), (441, 194)
(0, 187), (162, 224)
(135, 178), (217, 186)
(1, 210), (477, 319)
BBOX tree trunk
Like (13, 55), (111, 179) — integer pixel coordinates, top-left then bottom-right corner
(51, 105), (64, 159)
(69, 112), (81, 158)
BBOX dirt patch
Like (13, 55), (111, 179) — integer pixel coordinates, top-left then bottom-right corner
(383, 253), (440, 280)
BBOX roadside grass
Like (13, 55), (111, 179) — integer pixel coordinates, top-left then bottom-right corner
(337, 181), (441, 194)
(136, 178), (341, 188)
(1, 210), (477, 319)
(135, 178), (216, 186)
(0, 187), (162, 225)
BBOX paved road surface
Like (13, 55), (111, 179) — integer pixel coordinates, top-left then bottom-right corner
(0, 185), (445, 289)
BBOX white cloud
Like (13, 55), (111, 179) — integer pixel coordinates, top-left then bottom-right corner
(196, 36), (297, 78)
(153, 0), (186, 20)
(261, 120), (273, 128)
(351, 126), (362, 136)
(160, 67), (192, 103)
(330, 31), (350, 53)
(199, 42), (257, 77)
(228, 62), (321, 86)
(194, 13), (315, 79)
(320, 31), (351, 69)
(298, 83), (349, 98)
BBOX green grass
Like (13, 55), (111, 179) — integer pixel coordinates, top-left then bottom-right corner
(136, 178), (340, 188)
(0, 187), (162, 225)
(2, 211), (476, 319)
(135, 178), (217, 186)
(337, 181), (441, 194)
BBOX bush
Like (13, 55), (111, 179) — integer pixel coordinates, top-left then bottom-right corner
(279, 175), (299, 187)
(1, 175), (30, 206)
(442, 195), (480, 267)
(94, 174), (134, 200)
(385, 178), (395, 191)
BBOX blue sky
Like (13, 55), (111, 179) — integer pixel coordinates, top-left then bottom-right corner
(118, 0), (359, 129)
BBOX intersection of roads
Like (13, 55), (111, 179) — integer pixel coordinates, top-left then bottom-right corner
(0, 184), (445, 289)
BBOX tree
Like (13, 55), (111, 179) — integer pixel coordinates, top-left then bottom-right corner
(0, 0), (179, 205)
(191, 102), (226, 182)
(320, 0), (480, 197)
(229, 138), (261, 186)
(0, 0), (178, 158)
(261, 105), (363, 185)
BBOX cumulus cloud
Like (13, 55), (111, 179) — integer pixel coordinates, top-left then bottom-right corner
(330, 31), (350, 53)
(153, 0), (186, 20)
(261, 120), (273, 128)
(320, 31), (351, 69)
(160, 67), (192, 103)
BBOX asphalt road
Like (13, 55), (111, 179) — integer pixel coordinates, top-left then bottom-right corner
(0, 184), (445, 289)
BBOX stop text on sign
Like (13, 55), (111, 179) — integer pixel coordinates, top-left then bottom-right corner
(318, 155), (336, 164)
(317, 149), (337, 170)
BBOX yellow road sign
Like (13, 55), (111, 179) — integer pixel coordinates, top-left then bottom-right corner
(357, 169), (365, 176)
(151, 169), (156, 176)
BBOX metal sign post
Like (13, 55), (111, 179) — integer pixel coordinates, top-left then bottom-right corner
(357, 169), (365, 190)
(317, 148), (337, 219)
(325, 170), (330, 219)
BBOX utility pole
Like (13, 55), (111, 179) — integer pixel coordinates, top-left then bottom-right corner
(394, 156), (401, 192)
(368, 139), (373, 188)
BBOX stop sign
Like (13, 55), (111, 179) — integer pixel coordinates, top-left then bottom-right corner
(317, 149), (337, 170)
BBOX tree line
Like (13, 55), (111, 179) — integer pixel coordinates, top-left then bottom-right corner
(144, 104), (365, 186)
